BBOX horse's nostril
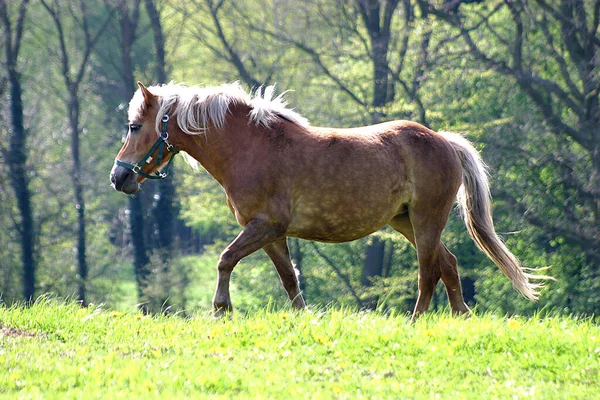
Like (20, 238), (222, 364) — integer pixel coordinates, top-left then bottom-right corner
(111, 168), (128, 191)
(113, 176), (123, 191)
(111, 166), (140, 193)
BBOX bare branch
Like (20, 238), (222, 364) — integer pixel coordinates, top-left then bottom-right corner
(40, 0), (72, 89)
(309, 242), (364, 307)
(536, 13), (582, 99)
(12, 0), (29, 59)
(478, 4), (511, 47)
(0, 0), (14, 63)
(250, 21), (367, 107)
(535, 0), (600, 46)
(505, 0), (523, 70)
(144, 0), (167, 83)
(592, 0), (600, 39)
(390, 0), (412, 82)
(74, 1), (117, 86)
(205, 0), (261, 89)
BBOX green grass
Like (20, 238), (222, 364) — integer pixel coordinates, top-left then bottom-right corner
(1, 299), (598, 399)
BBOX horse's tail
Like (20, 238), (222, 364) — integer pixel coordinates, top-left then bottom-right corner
(440, 131), (550, 300)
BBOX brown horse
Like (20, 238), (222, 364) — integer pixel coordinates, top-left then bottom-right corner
(110, 82), (548, 320)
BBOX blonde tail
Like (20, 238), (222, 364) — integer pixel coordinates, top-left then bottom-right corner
(440, 131), (551, 300)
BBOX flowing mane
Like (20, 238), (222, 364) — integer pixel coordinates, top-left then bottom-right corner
(128, 82), (310, 135)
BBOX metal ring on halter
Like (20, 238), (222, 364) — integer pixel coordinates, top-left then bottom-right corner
(160, 115), (170, 139)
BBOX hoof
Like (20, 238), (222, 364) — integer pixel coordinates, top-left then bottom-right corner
(213, 303), (233, 318)
(452, 303), (472, 318)
(291, 296), (307, 310)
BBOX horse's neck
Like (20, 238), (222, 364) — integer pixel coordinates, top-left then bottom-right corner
(185, 114), (255, 184)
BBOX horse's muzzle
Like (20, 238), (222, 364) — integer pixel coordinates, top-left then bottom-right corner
(110, 163), (140, 194)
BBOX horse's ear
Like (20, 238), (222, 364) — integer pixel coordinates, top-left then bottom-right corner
(137, 81), (156, 107)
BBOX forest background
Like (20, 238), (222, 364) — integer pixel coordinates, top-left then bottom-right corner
(1, 0), (598, 316)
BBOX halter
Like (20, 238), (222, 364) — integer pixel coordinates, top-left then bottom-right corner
(115, 115), (179, 180)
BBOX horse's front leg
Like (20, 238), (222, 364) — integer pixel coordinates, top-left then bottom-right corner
(263, 238), (306, 309)
(213, 218), (284, 316)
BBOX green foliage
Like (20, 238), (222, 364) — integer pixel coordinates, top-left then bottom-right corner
(177, 166), (239, 240)
(1, 300), (599, 398)
(1, 0), (597, 317)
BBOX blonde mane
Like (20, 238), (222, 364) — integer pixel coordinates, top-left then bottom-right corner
(128, 82), (309, 137)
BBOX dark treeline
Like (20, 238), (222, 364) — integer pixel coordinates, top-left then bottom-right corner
(0, 0), (598, 315)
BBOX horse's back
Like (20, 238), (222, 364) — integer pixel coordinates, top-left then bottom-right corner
(306, 120), (463, 192)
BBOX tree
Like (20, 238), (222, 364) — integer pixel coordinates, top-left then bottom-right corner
(145, 0), (178, 266)
(418, 1), (599, 310)
(0, 0), (35, 301)
(114, 0), (154, 311)
(40, 0), (114, 305)
(145, 0), (182, 312)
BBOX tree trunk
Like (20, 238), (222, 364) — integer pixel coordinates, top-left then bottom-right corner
(146, 0), (180, 311)
(370, 27), (390, 123)
(68, 88), (87, 305)
(357, 0), (397, 122)
(154, 180), (175, 258)
(361, 237), (385, 309)
(145, 0), (167, 83)
(130, 195), (150, 311)
(2, 0), (35, 302)
(7, 72), (35, 302)
(118, 0), (151, 311)
(356, 1), (398, 301)
(146, 0), (176, 263)
(362, 238), (386, 286)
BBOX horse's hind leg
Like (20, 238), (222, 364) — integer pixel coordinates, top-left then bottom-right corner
(438, 244), (471, 315)
(389, 214), (441, 321)
(263, 238), (306, 309)
(390, 214), (470, 318)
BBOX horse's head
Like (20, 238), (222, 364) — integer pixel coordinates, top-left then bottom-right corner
(110, 82), (179, 194)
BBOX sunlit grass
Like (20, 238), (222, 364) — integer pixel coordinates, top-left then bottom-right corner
(1, 298), (598, 399)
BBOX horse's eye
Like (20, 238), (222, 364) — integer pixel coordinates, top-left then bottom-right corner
(129, 124), (141, 133)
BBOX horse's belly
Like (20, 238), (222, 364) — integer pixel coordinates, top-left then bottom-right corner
(286, 197), (402, 243)
(289, 227), (382, 243)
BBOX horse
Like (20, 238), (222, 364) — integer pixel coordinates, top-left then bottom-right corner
(110, 81), (548, 320)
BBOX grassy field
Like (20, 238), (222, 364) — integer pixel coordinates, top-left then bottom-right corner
(1, 299), (598, 399)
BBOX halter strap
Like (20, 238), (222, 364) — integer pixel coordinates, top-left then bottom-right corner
(115, 115), (179, 180)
